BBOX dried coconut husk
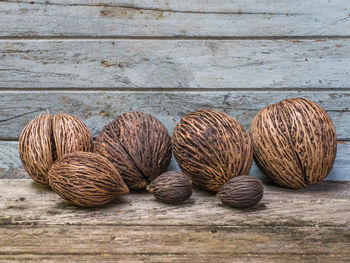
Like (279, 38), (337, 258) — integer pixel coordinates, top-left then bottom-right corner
(172, 109), (253, 192)
(18, 113), (93, 185)
(48, 152), (129, 207)
(18, 114), (54, 185)
(250, 98), (337, 189)
(94, 111), (172, 190)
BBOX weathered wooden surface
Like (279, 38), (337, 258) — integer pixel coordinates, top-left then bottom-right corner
(0, 0), (350, 37)
(1, 226), (349, 256)
(1, 254), (349, 263)
(0, 91), (349, 140)
(0, 180), (349, 262)
(1, 180), (349, 226)
(1, 141), (349, 181)
(0, 40), (349, 88)
(1, 1), (349, 262)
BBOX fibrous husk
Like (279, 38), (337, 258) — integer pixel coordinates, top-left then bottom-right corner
(217, 175), (263, 209)
(94, 111), (172, 190)
(250, 98), (337, 189)
(146, 171), (193, 204)
(18, 113), (93, 185)
(172, 109), (253, 192)
(48, 152), (129, 207)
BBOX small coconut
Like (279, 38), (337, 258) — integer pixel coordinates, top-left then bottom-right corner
(217, 176), (264, 209)
(94, 111), (172, 190)
(18, 113), (93, 185)
(48, 152), (129, 207)
(146, 171), (193, 204)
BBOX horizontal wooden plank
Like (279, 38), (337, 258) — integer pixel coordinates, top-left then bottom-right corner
(1, 140), (349, 181)
(0, 40), (350, 88)
(1, 254), (349, 263)
(0, 91), (349, 140)
(0, 180), (349, 226)
(0, 0), (349, 37)
(0, 225), (349, 256)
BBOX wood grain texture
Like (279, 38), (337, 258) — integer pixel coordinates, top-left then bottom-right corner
(0, 40), (350, 88)
(1, 1), (349, 261)
(1, 254), (349, 263)
(0, 225), (349, 257)
(0, 91), (350, 140)
(0, 179), (349, 226)
(0, 0), (349, 37)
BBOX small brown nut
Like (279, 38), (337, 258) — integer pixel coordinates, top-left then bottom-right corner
(95, 111), (172, 190)
(18, 113), (93, 185)
(172, 109), (253, 192)
(146, 171), (193, 204)
(217, 176), (263, 209)
(250, 98), (337, 189)
(48, 152), (129, 207)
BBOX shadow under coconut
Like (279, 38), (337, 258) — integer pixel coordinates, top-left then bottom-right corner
(262, 179), (343, 193)
(192, 184), (217, 197)
(150, 197), (196, 207)
(53, 195), (131, 211)
(30, 181), (52, 193)
(216, 199), (267, 213)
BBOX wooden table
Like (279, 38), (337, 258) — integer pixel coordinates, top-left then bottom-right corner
(1, 179), (349, 262)
(1, 1), (350, 262)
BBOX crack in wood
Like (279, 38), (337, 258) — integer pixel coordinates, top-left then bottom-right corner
(0, 0), (303, 16)
(0, 108), (47, 123)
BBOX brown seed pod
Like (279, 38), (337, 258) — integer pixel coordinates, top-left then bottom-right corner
(217, 176), (264, 209)
(18, 113), (93, 185)
(94, 111), (172, 190)
(48, 152), (129, 207)
(172, 109), (253, 192)
(146, 171), (193, 204)
(250, 98), (337, 189)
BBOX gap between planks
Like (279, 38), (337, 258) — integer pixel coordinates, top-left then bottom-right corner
(1, 36), (350, 41)
(1, 87), (350, 93)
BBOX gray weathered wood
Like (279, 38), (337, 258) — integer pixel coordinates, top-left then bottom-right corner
(1, 141), (349, 181)
(0, 0), (350, 37)
(1, 1), (349, 262)
(0, 225), (349, 257)
(1, 91), (350, 140)
(1, 40), (350, 88)
(1, 180), (349, 226)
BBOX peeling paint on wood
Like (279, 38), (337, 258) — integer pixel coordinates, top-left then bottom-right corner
(0, 40), (350, 88)
(0, 91), (349, 139)
(1, 1), (349, 261)
(0, 0), (349, 37)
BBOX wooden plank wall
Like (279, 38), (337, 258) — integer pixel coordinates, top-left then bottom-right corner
(0, 0), (349, 180)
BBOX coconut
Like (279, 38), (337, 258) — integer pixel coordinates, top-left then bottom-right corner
(172, 109), (253, 192)
(250, 98), (337, 188)
(94, 111), (172, 190)
(48, 152), (129, 207)
(18, 113), (93, 185)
